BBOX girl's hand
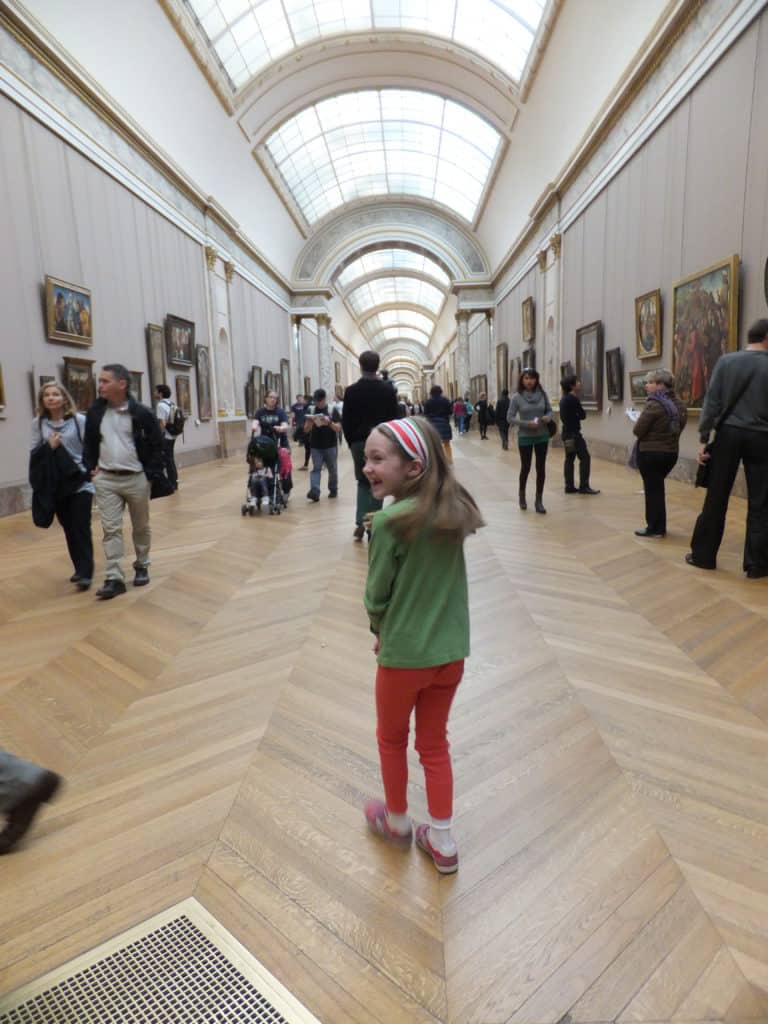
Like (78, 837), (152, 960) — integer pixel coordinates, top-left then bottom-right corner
(372, 636), (380, 654)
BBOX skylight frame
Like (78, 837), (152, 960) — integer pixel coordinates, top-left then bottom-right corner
(363, 310), (436, 337)
(345, 275), (446, 318)
(336, 249), (451, 290)
(184, 0), (547, 91)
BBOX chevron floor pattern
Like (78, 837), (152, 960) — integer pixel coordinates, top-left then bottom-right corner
(1, 436), (768, 1023)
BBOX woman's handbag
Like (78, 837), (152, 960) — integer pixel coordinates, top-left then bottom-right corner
(563, 435), (577, 454)
(547, 419), (557, 438)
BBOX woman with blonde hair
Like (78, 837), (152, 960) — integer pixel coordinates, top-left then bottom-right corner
(30, 381), (94, 588)
(361, 417), (483, 874)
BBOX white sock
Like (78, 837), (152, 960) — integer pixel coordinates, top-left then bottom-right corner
(386, 810), (411, 835)
(428, 817), (457, 855)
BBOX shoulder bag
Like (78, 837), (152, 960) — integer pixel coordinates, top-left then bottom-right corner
(695, 378), (750, 489)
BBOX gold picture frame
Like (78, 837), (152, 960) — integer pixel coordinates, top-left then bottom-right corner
(522, 296), (535, 343)
(495, 342), (508, 394)
(45, 276), (92, 346)
(635, 288), (662, 359)
(62, 357), (96, 412)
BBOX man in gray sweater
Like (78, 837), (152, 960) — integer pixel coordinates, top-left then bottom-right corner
(687, 318), (768, 577)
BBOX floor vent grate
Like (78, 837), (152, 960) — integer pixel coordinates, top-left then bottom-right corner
(0, 899), (320, 1024)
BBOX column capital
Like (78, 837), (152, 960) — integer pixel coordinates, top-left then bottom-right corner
(223, 261), (235, 283)
(455, 309), (471, 324)
(550, 232), (562, 260)
(537, 249), (548, 271)
(316, 313), (331, 328)
(291, 314), (303, 327)
(204, 245), (218, 271)
(485, 308), (495, 322)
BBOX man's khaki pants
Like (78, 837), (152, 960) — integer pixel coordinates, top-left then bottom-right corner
(94, 470), (151, 582)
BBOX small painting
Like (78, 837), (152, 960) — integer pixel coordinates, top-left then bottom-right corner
(63, 357), (96, 412)
(509, 357), (520, 393)
(45, 276), (92, 346)
(575, 321), (603, 411)
(129, 371), (143, 403)
(522, 296), (535, 343)
(629, 370), (648, 404)
(635, 289), (662, 359)
(175, 375), (192, 417)
(560, 360), (575, 380)
(146, 324), (166, 395)
(605, 348), (623, 401)
(495, 343), (508, 395)
(165, 315), (195, 367)
(196, 346), (213, 421)
(672, 255), (739, 411)
(521, 347), (536, 372)
(303, 375), (311, 398)
(334, 361), (341, 383)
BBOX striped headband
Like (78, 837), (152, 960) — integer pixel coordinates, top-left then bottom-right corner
(382, 418), (429, 466)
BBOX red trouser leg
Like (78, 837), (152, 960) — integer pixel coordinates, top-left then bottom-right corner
(375, 660), (464, 819)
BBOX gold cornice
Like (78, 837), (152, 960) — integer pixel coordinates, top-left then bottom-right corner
(537, 250), (548, 271)
(0, 4), (292, 297)
(155, 0), (234, 115)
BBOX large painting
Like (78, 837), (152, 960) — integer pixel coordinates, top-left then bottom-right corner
(165, 315), (195, 367)
(45, 276), (92, 346)
(196, 345), (213, 421)
(509, 357), (520, 393)
(635, 289), (662, 359)
(672, 255), (739, 410)
(495, 343), (508, 394)
(629, 370), (648, 405)
(522, 297), (535, 343)
(575, 321), (603, 411)
(303, 375), (311, 398)
(521, 347), (535, 372)
(63, 357), (96, 412)
(129, 371), (143, 403)
(146, 324), (166, 396)
(605, 348), (623, 402)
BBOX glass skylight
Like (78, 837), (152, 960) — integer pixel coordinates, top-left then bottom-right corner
(265, 89), (501, 223)
(364, 310), (435, 336)
(346, 276), (445, 317)
(186, 1), (546, 88)
(369, 327), (432, 347)
(337, 249), (450, 289)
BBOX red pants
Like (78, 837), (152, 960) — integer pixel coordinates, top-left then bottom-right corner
(375, 660), (464, 820)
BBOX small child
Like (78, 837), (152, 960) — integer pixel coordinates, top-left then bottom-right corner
(362, 417), (484, 874)
(248, 456), (273, 506)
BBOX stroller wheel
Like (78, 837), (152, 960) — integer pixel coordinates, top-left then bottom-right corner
(241, 504), (247, 516)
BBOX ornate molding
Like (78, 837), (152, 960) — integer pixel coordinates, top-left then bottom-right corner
(549, 233), (562, 260)
(316, 313), (331, 328)
(204, 246), (218, 271)
(537, 249), (548, 271)
(223, 261), (235, 283)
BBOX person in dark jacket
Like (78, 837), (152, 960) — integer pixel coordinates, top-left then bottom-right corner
(632, 369), (687, 538)
(476, 392), (491, 439)
(560, 375), (600, 495)
(29, 381), (94, 588)
(342, 351), (400, 539)
(424, 384), (454, 464)
(83, 364), (163, 599)
(495, 389), (511, 450)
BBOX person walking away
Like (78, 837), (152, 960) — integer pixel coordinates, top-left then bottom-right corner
(305, 388), (342, 501)
(508, 368), (553, 513)
(495, 389), (511, 450)
(29, 381), (94, 589)
(687, 318), (768, 576)
(342, 351), (400, 538)
(424, 384), (454, 464)
(290, 393), (309, 470)
(0, 749), (61, 854)
(362, 417), (484, 874)
(560, 375), (600, 495)
(452, 397), (466, 435)
(154, 384), (179, 491)
(631, 370), (686, 538)
(464, 396), (474, 433)
(476, 392), (491, 439)
(83, 364), (163, 599)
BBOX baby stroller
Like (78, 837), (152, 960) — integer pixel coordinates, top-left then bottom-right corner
(243, 435), (289, 516)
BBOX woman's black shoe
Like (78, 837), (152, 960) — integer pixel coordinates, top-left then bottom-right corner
(635, 528), (665, 538)
(535, 500), (546, 514)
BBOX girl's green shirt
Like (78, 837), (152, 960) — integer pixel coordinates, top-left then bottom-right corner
(364, 499), (470, 668)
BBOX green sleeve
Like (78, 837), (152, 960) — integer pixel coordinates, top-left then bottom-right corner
(364, 517), (400, 634)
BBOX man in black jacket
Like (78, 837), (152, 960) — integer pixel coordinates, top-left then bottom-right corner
(559, 375), (600, 495)
(83, 364), (163, 599)
(342, 351), (400, 539)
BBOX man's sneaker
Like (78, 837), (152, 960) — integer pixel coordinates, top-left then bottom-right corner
(328, 491), (338, 499)
(133, 566), (150, 586)
(415, 823), (458, 874)
(307, 490), (320, 502)
(364, 799), (412, 849)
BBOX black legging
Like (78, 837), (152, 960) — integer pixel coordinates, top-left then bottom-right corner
(518, 441), (548, 496)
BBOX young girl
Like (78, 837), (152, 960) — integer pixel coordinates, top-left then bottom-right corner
(362, 417), (484, 873)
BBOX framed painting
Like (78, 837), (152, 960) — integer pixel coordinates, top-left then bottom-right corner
(635, 289), (662, 359)
(334, 361), (341, 383)
(303, 376), (311, 398)
(575, 321), (603, 411)
(45, 276), (92, 346)
(165, 315), (195, 367)
(495, 343), (508, 394)
(560, 360), (575, 380)
(521, 347), (536, 372)
(63, 357), (95, 412)
(280, 359), (291, 410)
(146, 323), (166, 397)
(129, 371), (143, 402)
(522, 296), (535, 343)
(175, 374), (192, 417)
(672, 255), (739, 411)
(196, 345), (213, 421)
(509, 357), (520, 394)
(605, 348), (623, 401)
(629, 370), (648, 404)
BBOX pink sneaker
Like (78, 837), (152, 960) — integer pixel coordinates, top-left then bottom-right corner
(364, 799), (412, 849)
(415, 824), (459, 874)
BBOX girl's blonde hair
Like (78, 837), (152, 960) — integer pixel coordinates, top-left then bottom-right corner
(374, 417), (484, 542)
(36, 381), (77, 419)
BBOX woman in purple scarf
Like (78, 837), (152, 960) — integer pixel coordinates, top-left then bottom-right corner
(632, 369), (688, 538)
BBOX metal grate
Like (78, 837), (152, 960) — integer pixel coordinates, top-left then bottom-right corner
(0, 901), (320, 1024)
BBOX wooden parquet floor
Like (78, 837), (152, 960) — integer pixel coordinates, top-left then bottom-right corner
(2, 436), (768, 1023)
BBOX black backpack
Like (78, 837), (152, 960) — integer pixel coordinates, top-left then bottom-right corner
(165, 402), (185, 437)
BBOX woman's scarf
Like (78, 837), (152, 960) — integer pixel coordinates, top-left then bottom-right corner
(647, 390), (680, 433)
